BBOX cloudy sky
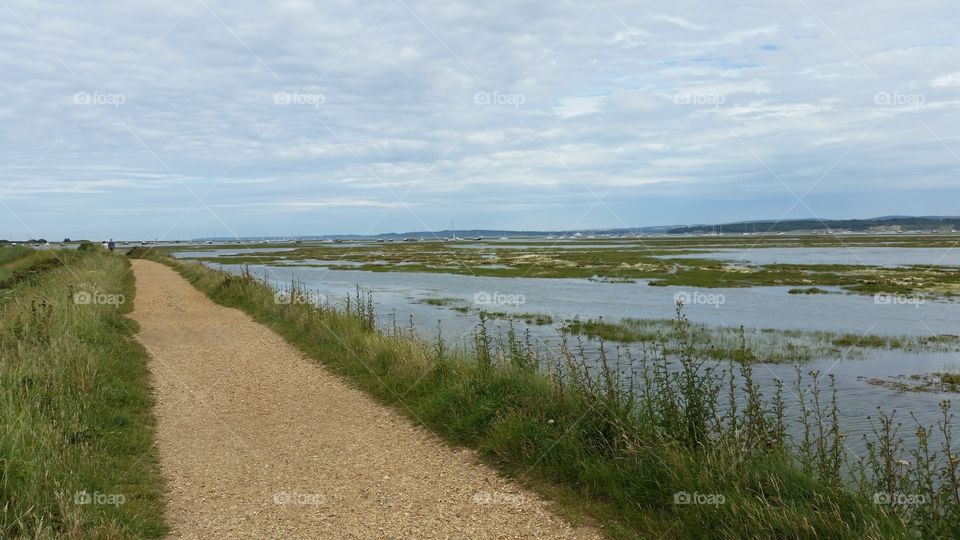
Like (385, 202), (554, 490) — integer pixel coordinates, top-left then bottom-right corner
(1, 0), (958, 240)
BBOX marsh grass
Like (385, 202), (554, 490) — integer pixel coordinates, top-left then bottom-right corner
(415, 298), (556, 325)
(788, 287), (831, 294)
(172, 237), (960, 299)
(477, 310), (555, 326)
(561, 317), (960, 364)
(147, 253), (960, 538)
(1, 251), (166, 538)
(419, 297), (461, 306)
(867, 372), (960, 394)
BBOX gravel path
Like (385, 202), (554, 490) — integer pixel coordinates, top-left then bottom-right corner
(130, 260), (599, 539)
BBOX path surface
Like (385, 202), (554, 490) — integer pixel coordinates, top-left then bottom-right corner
(130, 260), (599, 539)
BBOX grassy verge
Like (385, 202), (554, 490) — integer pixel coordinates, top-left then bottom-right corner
(0, 245), (35, 280)
(139, 252), (960, 539)
(0, 246), (63, 288)
(0, 251), (166, 538)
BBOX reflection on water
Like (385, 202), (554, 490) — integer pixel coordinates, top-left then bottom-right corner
(170, 247), (295, 258)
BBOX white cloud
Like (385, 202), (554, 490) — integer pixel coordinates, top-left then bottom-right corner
(0, 0), (957, 237)
(931, 72), (960, 88)
(649, 14), (707, 31)
(554, 96), (604, 118)
(212, 199), (402, 209)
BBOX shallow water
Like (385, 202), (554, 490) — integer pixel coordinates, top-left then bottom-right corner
(666, 247), (960, 267)
(170, 247), (295, 258)
(193, 258), (960, 458)
(451, 242), (644, 250)
(219, 262), (960, 337)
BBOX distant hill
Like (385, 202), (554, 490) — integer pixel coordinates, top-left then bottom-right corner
(666, 217), (960, 235)
(193, 216), (960, 242)
(197, 226), (675, 242)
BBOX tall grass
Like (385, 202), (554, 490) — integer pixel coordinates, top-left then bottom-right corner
(0, 251), (166, 538)
(0, 245), (60, 285)
(0, 245), (33, 266)
(147, 254), (960, 539)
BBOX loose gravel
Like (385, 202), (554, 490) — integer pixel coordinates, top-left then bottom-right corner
(130, 260), (599, 539)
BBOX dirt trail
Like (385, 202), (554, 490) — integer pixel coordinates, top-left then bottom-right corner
(130, 260), (599, 539)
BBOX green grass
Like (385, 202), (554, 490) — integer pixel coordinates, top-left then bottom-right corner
(137, 252), (960, 539)
(419, 297), (462, 306)
(830, 334), (888, 348)
(941, 372), (960, 385)
(0, 245), (60, 285)
(0, 245), (34, 266)
(0, 251), (166, 538)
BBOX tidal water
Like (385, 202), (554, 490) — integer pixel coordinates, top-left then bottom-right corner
(180, 251), (960, 459)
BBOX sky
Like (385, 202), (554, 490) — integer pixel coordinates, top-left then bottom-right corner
(1, 0), (958, 240)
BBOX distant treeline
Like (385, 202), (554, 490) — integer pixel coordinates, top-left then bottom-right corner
(667, 217), (960, 234)
(0, 239), (86, 244)
(0, 239), (48, 244)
